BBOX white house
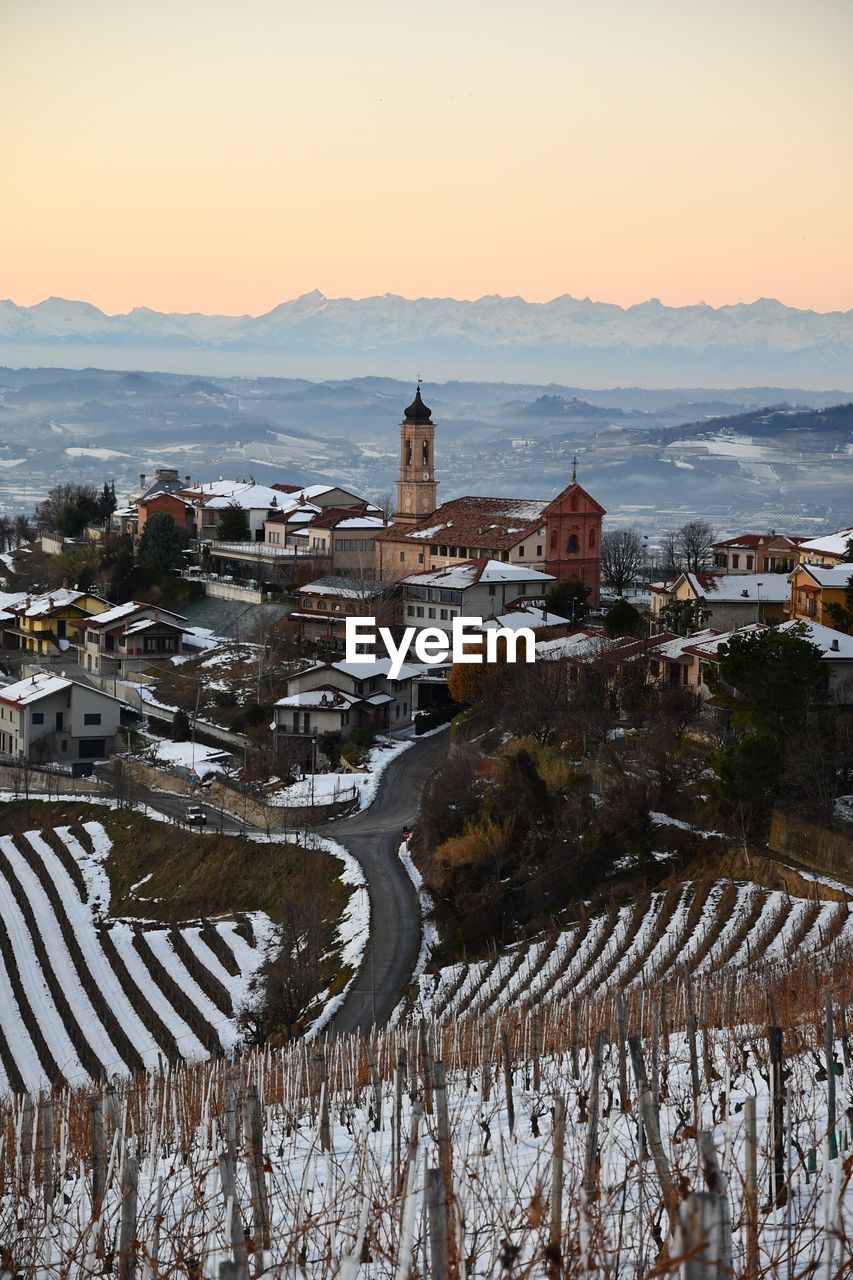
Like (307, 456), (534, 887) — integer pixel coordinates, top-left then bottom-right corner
(273, 656), (426, 762)
(401, 559), (555, 636)
(0, 672), (123, 763)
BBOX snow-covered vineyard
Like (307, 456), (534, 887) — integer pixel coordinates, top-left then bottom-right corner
(1, 959), (852, 1278)
(0, 821), (273, 1094)
(410, 880), (853, 1022)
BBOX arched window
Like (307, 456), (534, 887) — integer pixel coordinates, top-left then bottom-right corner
(405, 439), (412, 466)
(567, 534), (579, 554)
(422, 440), (429, 468)
(589, 528), (596, 549)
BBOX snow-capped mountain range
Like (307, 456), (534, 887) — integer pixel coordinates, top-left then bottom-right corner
(2, 292), (853, 385)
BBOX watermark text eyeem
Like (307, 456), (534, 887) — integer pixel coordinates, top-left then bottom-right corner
(344, 617), (537, 679)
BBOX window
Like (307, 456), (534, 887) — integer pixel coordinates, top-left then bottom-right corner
(449, 547), (457, 557)
(567, 534), (579, 554)
(517, 584), (526, 595)
(428, 608), (436, 619)
(416, 606), (424, 618)
(84, 712), (102, 726)
(418, 553), (424, 564)
(400, 552), (405, 563)
(302, 600), (312, 609)
(518, 546), (525, 557)
(422, 440), (429, 467)
(317, 601), (327, 611)
(732, 554), (740, 568)
(405, 439), (412, 466)
(407, 605), (415, 616)
(501, 551), (509, 562)
(440, 609), (448, 620)
(430, 545), (439, 556)
(746, 556), (754, 570)
(32, 712), (44, 725)
(536, 545), (542, 557)
(488, 585), (496, 597)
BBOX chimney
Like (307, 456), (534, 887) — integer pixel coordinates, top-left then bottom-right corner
(831, 638), (840, 652)
(139, 473), (146, 489)
(185, 475), (191, 485)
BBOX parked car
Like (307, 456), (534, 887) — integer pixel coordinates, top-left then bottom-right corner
(186, 805), (207, 827)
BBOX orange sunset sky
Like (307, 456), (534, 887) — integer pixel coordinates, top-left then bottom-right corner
(2, 0), (852, 316)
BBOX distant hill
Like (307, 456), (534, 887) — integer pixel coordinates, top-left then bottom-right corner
(661, 400), (853, 443)
(3, 293), (853, 386)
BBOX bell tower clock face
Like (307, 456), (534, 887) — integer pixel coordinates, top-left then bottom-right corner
(423, 471), (430, 481)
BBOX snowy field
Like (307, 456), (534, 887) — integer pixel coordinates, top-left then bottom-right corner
(0, 819), (276, 1091)
(409, 880), (853, 1023)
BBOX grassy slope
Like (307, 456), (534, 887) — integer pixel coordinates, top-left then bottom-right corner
(0, 799), (347, 967)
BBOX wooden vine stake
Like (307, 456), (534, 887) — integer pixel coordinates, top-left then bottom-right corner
(243, 1083), (271, 1264)
(547, 1096), (566, 1277)
(117, 1153), (139, 1280)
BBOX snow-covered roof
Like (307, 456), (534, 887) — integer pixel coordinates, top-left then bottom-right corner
(792, 562), (853, 589)
(13, 587), (95, 618)
(536, 630), (621, 662)
(478, 609), (569, 632)
(275, 687), (360, 709)
(684, 623), (765, 657)
(0, 672), (72, 705)
(652, 629), (720, 660)
(300, 576), (387, 599)
(683, 572), (790, 603)
(330, 657), (427, 682)
(85, 601), (141, 627)
(404, 559), (554, 590)
(777, 619), (853, 659)
(335, 516), (385, 530)
(204, 483), (286, 511)
(799, 527), (853, 559)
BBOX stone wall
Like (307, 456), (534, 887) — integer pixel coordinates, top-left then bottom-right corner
(768, 810), (853, 885)
(0, 765), (106, 796)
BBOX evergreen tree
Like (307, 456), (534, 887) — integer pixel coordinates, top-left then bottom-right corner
(216, 500), (251, 541)
(137, 513), (184, 575)
(546, 578), (591, 622)
(604, 598), (641, 637)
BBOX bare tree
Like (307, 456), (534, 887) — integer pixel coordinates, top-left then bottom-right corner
(601, 527), (644, 595)
(371, 490), (395, 522)
(676, 519), (715, 574)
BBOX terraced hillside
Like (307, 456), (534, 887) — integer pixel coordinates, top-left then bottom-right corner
(0, 820), (274, 1093)
(412, 880), (853, 1022)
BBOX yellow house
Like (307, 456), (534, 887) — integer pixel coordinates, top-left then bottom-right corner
(6, 588), (111, 656)
(787, 562), (853, 630)
(794, 526), (853, 568)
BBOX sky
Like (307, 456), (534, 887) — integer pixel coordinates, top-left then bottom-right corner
(2, 0), (852, 316)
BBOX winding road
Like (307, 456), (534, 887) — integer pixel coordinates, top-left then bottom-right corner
(325, 729), (448, 1035)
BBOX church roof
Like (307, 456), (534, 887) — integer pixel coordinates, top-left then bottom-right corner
(375, 495), (549, 551)
(403, 386), (433, 424)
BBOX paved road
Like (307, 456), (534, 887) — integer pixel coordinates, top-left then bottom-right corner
(123, 787), (255, 837)
(325, 730), (449, 1035)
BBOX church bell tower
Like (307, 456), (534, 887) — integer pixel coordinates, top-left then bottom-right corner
(394, 384), (438, 524)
